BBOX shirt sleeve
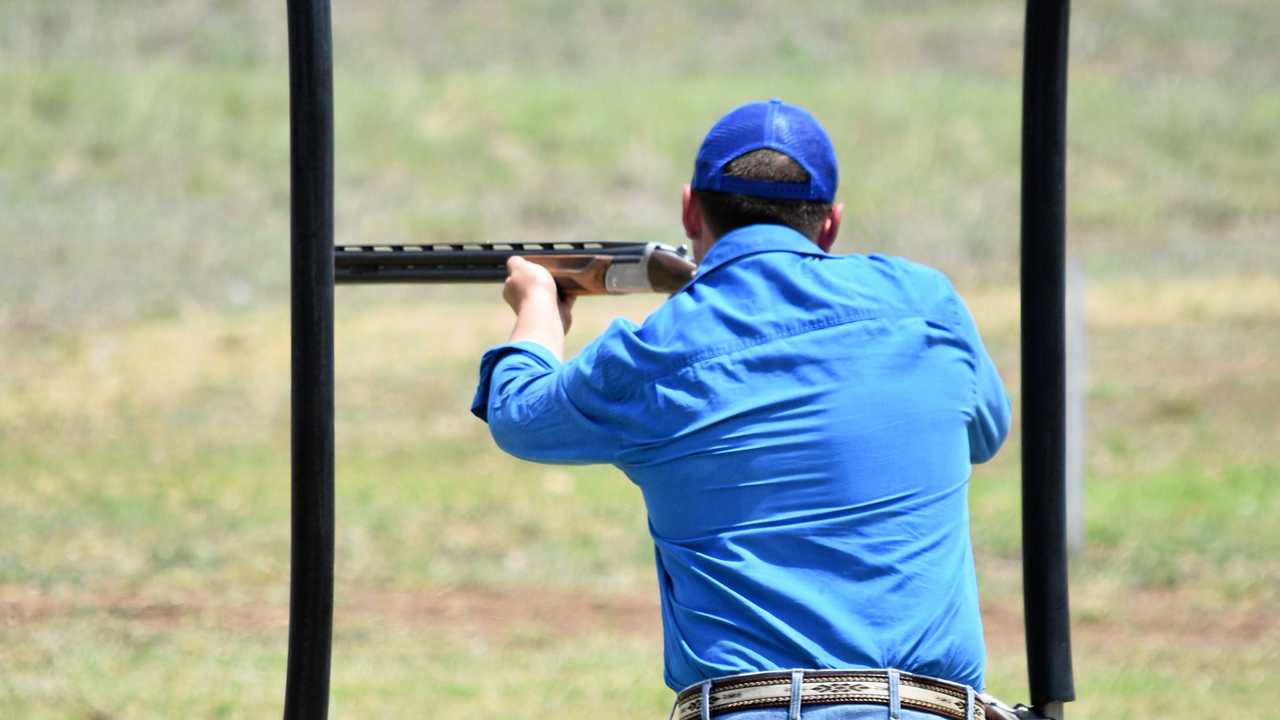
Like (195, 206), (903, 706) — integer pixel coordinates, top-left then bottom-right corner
(949, 291), (1013, 464)
(470, 327), (641, 465)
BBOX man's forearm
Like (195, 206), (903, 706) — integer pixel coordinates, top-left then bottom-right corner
(508, 295), (565, 361)
(502, 255), (571, 361)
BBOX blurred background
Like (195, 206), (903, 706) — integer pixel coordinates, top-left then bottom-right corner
(1, 1), (1276, 717)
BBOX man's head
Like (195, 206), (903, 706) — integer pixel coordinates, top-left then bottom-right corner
(683, 99), (844, 260)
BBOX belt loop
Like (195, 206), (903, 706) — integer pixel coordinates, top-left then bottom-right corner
(788, 669), (804, 720)
(700, 680), (713, 720)
(964, 685), (976, 720)
(887, 669), (901, 720)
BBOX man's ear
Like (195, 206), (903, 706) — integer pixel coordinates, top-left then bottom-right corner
(816, 202), (844, 253)
(682, 184), (702, 241)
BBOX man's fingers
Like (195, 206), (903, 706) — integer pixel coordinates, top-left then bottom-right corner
(558, 293), (576, 334)
(507, 256), (555, 286)
(503, 255), (559, 315)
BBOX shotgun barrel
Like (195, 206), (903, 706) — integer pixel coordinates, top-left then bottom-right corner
(335, 241), (696, 295)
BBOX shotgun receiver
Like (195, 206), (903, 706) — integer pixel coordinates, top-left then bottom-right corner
(334, 241), (696, 296)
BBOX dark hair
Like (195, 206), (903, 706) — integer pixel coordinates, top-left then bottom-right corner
(694, 149), (832, 241)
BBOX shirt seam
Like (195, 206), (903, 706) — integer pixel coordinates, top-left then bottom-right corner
(643, 308), (936, 385)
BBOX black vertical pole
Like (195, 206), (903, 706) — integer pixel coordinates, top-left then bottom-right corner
(285, 1), (335, 718)
(1020, 1), (1075, 719)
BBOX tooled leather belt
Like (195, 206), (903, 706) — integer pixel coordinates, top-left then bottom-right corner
(673, 669), (995, 720)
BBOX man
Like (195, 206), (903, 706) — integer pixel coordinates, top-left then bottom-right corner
(472, 99), (1011, 720)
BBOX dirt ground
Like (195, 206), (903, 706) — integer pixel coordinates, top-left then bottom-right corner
(4, 581), (1270, 652)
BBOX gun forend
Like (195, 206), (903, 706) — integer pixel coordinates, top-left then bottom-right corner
(335, 241), (696, 296)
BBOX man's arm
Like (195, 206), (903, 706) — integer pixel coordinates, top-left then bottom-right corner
(952, 292), (1013, 464)
(470, 257), (630, 465)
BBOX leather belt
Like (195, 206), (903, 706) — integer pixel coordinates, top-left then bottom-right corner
(673, 669), (987, 720)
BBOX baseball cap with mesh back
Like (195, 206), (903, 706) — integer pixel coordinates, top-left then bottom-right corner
(691, 98), (839, 203)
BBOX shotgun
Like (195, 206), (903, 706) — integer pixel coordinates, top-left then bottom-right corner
(334, 241), (696, 295)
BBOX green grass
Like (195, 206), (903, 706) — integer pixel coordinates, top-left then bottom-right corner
(1085, 463), (1279, 596)
(4, 3), (1278, 328)
(3, 1), (1279, 718)
(3, 286), (1278, 717)
(3, 616), (673, 719)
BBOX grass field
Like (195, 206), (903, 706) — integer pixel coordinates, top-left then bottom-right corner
(2, 1), (1278, 718)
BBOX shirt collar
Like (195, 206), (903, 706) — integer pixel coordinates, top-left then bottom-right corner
(695, 224), (828, 278)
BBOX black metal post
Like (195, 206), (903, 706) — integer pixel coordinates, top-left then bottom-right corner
(285, 1), (335, 718)
(1020, 1), (1075, 719)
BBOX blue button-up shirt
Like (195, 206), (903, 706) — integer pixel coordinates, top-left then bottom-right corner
(472, 224), (1011, 691)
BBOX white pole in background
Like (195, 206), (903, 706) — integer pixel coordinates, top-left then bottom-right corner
(1065, 257), (1086, 554)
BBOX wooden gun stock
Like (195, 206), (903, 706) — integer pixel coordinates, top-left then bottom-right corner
(521, 255), (615, 296)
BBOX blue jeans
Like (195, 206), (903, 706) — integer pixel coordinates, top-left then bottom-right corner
(671, 669), (978, 720)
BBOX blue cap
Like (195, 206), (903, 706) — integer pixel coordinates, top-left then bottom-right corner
(691, 99), (838, 203)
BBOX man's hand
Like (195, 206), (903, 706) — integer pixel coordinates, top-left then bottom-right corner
(503, 256), (575, 361)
